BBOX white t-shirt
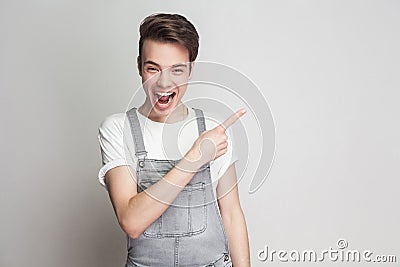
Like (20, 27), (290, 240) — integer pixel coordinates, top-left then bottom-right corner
(97, 107), (238, 194)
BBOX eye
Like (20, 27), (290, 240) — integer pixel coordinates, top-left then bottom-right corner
(146, 66), (159, 73)
(171, 68), (185, 74)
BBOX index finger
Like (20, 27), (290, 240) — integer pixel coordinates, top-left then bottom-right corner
(219, 108), (246, 131)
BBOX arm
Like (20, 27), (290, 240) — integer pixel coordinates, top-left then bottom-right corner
(217, 163), (250, 267)
(104, 115), (235, 239)
(105, 153), (201, 239)
(103, 109), (245, 239)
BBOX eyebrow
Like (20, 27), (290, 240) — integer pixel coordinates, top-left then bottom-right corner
(143, 61), (188, 68)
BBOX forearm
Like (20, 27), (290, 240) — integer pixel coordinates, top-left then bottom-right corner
(122, 153), (203, 238)
(223, 208), (250, 267)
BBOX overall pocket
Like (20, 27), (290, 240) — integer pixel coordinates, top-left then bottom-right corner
(139, 180), (207, 238)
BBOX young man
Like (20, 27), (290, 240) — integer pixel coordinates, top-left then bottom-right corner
(98, 13), (250, 266)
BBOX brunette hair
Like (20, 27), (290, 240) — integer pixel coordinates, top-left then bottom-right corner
(138, 13), (199, 64)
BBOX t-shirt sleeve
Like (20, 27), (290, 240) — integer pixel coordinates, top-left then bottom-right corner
(97, 113), (131, 188)
(216, 126), (239, 179)
(204, 113), (239, 180)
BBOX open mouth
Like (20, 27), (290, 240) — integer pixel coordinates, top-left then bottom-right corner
(154, 91), (176, 105)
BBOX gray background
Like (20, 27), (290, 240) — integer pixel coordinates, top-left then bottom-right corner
(1, 0), (399, 266)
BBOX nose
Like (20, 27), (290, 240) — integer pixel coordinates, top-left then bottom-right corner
(156, 69), (173, 89)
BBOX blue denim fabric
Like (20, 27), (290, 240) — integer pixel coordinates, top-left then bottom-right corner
(124, 107), (231, 267)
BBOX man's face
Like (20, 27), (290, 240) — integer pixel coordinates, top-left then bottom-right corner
(138, 39), (193, 116)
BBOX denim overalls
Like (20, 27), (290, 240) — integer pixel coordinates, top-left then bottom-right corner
(125, 107), (232, 267)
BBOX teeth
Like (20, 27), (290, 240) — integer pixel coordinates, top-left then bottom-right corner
(155, 92), (173, 97)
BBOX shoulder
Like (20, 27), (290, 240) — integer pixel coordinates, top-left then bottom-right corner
(201, 110), (234, 135)
(98, 113), (126, 134)
(201, 110), (223, 130)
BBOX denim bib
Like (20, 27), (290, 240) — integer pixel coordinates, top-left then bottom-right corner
(125, 107), (232, 267)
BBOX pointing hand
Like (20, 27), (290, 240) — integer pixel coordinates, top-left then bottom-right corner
(185, 109), (246, 169)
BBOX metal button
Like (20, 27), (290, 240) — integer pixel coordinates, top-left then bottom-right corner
(224, 254), (230, 262)
(138, 160), (145, 168)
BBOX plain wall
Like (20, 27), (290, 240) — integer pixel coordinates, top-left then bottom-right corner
(1, 1), (399, 266)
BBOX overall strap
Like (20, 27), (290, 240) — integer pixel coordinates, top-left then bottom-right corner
(192, 108), (206, 135)
(126, 107), (148, 159)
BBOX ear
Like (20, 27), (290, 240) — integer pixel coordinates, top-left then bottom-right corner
(137, 56), (142, 77)
(188, 61), (195, 80)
